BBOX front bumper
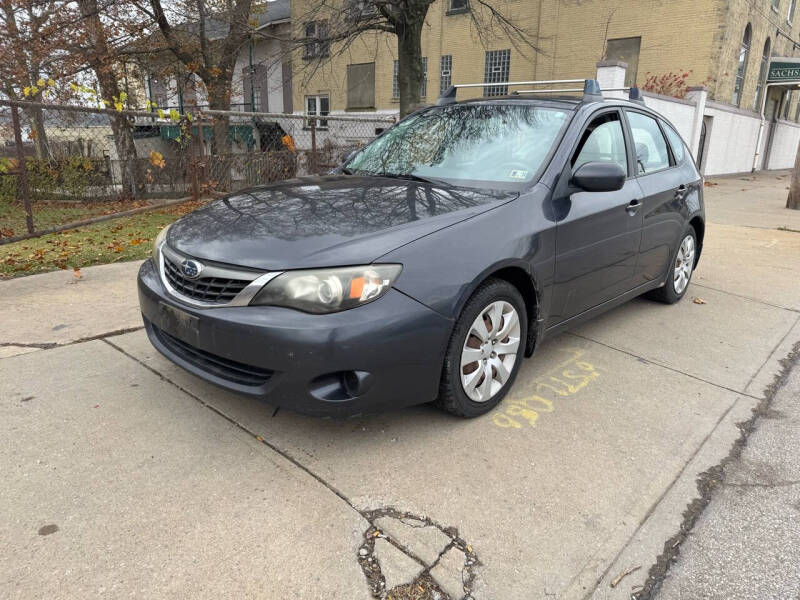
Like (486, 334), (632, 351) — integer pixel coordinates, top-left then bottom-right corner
(137, 259), (453, 417)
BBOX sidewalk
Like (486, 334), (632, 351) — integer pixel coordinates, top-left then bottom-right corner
(657, 349), (800, 599)
(1, 171), (799, 599)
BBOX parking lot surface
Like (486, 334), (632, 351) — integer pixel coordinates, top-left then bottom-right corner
(2, 171), (799, 599)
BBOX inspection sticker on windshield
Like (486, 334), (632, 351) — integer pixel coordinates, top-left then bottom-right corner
(509, 169), (528, 179)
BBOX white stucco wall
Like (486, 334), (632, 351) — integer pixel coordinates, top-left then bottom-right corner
(765, 120), (800, 170)
(641, 93), (696, 145)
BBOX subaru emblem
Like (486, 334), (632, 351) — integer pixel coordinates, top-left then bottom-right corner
(181, 259), (203, 279)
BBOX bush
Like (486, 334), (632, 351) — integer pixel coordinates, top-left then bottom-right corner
(0, 156), (106, 202)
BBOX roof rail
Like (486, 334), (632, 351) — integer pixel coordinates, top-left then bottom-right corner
(436, 79), (604, 105)
(628, 86), (645, 104)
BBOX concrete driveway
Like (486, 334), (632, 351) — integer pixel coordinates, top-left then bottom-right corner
(2, 171), (799, 599)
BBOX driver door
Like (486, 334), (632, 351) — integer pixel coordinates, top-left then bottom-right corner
(548, 109), (644, 325)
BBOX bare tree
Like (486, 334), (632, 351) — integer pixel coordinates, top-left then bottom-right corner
(131, 0), (254, 154)
(296, 0), (537, 117)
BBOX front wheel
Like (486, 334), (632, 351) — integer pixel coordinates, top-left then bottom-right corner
(648, 227), (697, 304)
(436, 279), (527, 418)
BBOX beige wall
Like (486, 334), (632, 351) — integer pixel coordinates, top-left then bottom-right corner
(291, 0), (800, 121)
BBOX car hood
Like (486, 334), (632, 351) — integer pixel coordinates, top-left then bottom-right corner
(166, 175), (518, 271)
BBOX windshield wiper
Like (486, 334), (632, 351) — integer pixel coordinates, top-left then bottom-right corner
(377, 172), (448, 186)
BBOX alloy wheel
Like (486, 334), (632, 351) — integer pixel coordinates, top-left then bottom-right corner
(674, 234), (696, 295)
(460, 300), (521, 402)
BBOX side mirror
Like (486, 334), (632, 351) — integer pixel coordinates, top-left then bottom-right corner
(571, 161), (626, 193)
(342, 149), (358, 164)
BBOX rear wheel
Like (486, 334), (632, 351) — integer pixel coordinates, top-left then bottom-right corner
(436, 279), (527, 418)
(648, 227), (697, 304)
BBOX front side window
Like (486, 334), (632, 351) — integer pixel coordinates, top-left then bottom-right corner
(571, 112), (628, 174)
(627, 111), (671, 174)
(305, 94), (329, 128)
(661, 122), (686, 163)
(484, 49), (510, 97)
(733, 24), (751, 106)
(346, 104), (569, 186)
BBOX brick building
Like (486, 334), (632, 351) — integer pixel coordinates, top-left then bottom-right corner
(291, 0), (800, 124)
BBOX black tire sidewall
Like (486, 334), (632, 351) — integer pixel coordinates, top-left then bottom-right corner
(440, 280), (528, 417)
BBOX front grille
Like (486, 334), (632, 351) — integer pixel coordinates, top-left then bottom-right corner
(163, 256), (250, 304)
(152, 323), (273, 387)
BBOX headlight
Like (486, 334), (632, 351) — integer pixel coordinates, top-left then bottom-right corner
(152, 224), (171, 264)
(250, 264), (402, 313)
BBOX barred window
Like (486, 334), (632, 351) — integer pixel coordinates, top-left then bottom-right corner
(303, 21), (329, 59)
(393, 58), (428, 98)
(305, 94), (329, 129)
(440, 55), (452, 96)
(483, 49), (510, 97)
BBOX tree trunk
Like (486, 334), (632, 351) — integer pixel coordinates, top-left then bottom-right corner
(788, 138), (800, 210)
(397, 19), (424, 118)
(206, 79), (233, 190)
(77, 0), (138, 198)
(24, 103), (50, 160)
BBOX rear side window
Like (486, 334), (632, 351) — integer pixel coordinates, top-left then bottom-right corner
(626, 111), (670, 174)
(662, 122), (686, 163)
(571, 112), (628, 175)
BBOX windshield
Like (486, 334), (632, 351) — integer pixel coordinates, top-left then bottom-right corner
(346, 103), (570, 186)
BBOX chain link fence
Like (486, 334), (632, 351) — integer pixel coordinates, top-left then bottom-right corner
(0, 99), (395, 242)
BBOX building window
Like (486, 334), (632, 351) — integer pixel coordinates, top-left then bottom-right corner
(795, 97), (800, 121)
(754, 37), (771, 111)
(440, 55), (453, 96)
(605, 37), (641, 87)
(784, 91), (793, 119)
(392, 57), (428, 98)
(346, 0), (377, 20)
(347, 62), (375, 109)
(789, 0), (797, 22)
(305, 94), (329, 128)
(303, 21), (329, 59)
(772, 0), (780, 12)
(447, 0), (468, 14)
(483, 49), (510, 96)
(732, 24), (751, 106)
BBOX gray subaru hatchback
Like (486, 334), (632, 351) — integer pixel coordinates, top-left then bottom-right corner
(137, 80), (704, 418)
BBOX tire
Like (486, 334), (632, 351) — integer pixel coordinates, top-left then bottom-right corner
(647, 226), (697, 304)
(436, 279), (527, 418)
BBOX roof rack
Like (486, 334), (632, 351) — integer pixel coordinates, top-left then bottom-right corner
(436, 79), (604, 105)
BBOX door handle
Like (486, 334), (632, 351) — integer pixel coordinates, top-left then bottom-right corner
(626, 199), (642, 215)
(675, 184), (687, 199)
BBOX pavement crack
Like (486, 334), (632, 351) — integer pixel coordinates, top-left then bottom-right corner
(1, 326), (144, 351)
(690, 283), (800, 314)
(724, 480), (800, 488)
(566, 332), (763, 401)
(630, 339), (800, 599)
(102, 338), (363, 520)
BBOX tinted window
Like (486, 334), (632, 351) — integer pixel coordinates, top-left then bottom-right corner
(627, 112), (670, 174)
(346, 104), (569, 185)
(662, 123), (686, 163)
(572, 112), (628, 174)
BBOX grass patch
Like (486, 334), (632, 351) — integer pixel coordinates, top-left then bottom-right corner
(0, 197), (162, 237)
(0, 200), (207, 279)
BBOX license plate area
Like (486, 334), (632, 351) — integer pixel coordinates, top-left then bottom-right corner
(158, 301), (200, 346)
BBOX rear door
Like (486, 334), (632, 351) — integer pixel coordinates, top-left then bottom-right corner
(624, 110), (687, 286)
(549, 108), (644, 325)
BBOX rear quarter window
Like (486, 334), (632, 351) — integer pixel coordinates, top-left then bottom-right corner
(662, 122), (687, 164)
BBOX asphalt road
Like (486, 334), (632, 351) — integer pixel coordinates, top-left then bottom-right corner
(2, 171), (799, 599)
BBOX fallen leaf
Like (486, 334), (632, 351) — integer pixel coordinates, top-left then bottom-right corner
(73, 268), (82, 279)
(693, 297), (707, 304)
